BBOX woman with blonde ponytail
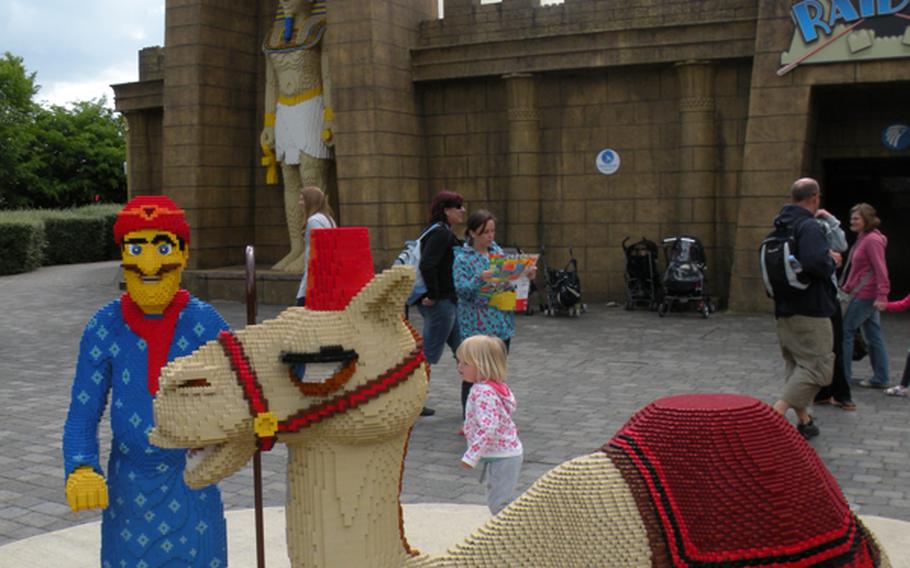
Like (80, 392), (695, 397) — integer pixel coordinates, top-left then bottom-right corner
(295, 186), (336, 306)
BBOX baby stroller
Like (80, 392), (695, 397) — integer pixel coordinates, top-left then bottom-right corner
(622, 236), (661, 311)
(657, 236), (715, 319)
(540, 248), (586, 317)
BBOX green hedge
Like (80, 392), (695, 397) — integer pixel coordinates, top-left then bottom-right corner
(43, 216), (110, 265)
(0, 204), (122, 275)
(0, 220), (45, 275)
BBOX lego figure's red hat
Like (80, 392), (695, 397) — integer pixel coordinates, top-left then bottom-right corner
(305, 227), (375, 311)
(114, 196), (190, 245)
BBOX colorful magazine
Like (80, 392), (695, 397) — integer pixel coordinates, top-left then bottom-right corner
(480, 253), (539, 310)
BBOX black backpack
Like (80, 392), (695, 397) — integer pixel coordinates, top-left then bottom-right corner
(759, 219), (810, 298)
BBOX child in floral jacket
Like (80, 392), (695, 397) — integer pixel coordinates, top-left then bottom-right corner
(457, 335), (523, 515)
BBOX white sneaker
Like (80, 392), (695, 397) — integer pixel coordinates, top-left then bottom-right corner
(884, 385), (908, 397)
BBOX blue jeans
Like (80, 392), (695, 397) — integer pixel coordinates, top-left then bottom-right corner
(417, 299), (461, 365)
(843, 299), (889, 386)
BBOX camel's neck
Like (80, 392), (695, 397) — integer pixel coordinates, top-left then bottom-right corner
(285, 433), (412, 568)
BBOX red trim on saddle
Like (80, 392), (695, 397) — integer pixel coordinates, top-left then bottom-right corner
(606, 394), (871, 567)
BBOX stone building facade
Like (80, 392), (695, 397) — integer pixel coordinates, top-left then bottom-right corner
(113, 0), (910, 310)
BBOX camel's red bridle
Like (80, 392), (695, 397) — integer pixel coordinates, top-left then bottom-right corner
(217, 321), (427, 451)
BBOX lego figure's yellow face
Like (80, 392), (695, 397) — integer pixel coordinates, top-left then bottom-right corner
(121, 229), (188, 314)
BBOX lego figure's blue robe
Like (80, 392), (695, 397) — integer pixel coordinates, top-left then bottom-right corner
(63, 291), (229, 567)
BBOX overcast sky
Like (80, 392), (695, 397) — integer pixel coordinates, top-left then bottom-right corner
(1, 0), (165, 107)
(1, 0), (562, 109)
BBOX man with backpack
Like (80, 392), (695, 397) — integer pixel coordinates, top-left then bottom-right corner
(762, 178), (841, 439)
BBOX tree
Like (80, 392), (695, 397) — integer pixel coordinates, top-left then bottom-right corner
(27, 99), (126, 208)
(0, 52), (40, 208)
(0, 53), (126, 209)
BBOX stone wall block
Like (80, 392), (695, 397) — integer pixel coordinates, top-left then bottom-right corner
(742, 141), (804, 173)
(748, 85), (811, 117)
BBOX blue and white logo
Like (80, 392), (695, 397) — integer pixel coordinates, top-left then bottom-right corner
(882, 123), (910, 151)
(595, 149), (620, 175)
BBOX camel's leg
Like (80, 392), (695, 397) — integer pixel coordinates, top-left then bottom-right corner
(273, 156), (331, 272)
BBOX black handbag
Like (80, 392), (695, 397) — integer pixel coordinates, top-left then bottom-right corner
(852, 329), (868, 361)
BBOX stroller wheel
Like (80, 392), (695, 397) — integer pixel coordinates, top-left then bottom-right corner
(701, 304), (710, 319)
(657, 302), (669, 317)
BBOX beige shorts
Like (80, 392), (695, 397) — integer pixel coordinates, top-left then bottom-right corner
(777, 315), (834, 409)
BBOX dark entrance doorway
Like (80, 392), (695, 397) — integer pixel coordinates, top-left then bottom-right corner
(823, 158), (910, 295)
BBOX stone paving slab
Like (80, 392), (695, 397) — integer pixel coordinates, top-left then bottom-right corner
(1, 261), (910, 547)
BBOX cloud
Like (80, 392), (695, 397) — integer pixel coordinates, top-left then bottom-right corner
(2, 0), (165, 106)
(37, 61), (136, 108)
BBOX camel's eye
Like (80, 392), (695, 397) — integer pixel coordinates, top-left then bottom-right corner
(281, 345), (358, 394)
(178, 378), (211, 389)
(289, 362), (343, 383)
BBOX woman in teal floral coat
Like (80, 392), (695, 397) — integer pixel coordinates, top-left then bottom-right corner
(454, 210), (535, 414)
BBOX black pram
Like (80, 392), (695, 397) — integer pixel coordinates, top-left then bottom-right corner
(622, 236), (660, 311)
(657, 236), (714, 318)
(540, 249), (586, 317)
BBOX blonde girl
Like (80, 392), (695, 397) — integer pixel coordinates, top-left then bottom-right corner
(295, 186), (336, 306)
(456, 335), (523, 514)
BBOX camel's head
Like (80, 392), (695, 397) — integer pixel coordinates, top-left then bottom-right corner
(149, 265), (428, 488)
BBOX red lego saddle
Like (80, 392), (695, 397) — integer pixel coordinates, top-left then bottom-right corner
(605, 394), (882, 567)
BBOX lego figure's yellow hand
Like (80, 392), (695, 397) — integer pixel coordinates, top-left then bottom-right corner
(65, 465), (109, 512)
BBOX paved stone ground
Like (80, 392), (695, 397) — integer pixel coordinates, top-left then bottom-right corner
(2, 261), (910, 546)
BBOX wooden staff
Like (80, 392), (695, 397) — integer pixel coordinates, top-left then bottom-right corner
(244, 245), (266, 568)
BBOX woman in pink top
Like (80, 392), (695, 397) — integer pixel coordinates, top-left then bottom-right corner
(884, 293), (910, 397)
(842, 203), (891, 388)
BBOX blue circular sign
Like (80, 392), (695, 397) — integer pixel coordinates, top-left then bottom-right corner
(882, 123), (910, 151)
(595, 149), (620, 175)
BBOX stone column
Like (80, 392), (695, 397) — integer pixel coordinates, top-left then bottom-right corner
(113, 47), (165, 200)
(675, 60), (722, 297)
(504, 73), (541, 250)
(675, 61), (716, 235)
(326, 0), (437, 265)
(121, 113), (152, 197)
(728, 2), (813, 312)
(161, 0), (259, 269)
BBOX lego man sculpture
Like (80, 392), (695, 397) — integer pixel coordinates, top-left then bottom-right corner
(260, 0), (334, 272)
(63, 196), (230, 567)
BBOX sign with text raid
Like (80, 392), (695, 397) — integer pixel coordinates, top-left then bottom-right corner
(779, 0), (910, 75)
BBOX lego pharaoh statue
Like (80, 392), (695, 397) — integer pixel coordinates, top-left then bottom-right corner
(260, 0), (334, 272)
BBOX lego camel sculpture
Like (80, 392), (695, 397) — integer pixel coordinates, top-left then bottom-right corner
(150, 265), (890, 567)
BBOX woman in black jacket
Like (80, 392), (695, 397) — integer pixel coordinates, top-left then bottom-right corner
(415, 191), (465, 416)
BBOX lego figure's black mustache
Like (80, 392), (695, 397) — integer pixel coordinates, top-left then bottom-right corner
(121, 263), (184, 279)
